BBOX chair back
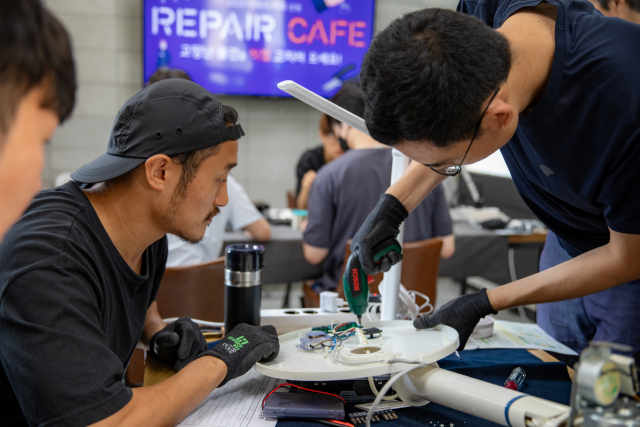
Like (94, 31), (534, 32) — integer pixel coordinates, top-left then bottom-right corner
(155, 257), (226, 322)
(338, 238), (443, 304)
(286, 190), (297, 209)
(126, 257), (226, 387)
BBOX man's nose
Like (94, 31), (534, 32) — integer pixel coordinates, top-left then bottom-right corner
(215, 181), (229, 207)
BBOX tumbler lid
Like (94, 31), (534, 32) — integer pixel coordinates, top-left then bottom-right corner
(225, 244), (265, 272)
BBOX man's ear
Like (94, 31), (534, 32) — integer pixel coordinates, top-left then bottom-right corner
(144, 154), (177, 191)
(613, 0), (629, 15)
(483, 97), (515, 132)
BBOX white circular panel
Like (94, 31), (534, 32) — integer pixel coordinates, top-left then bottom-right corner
(256, 320), (459, 381)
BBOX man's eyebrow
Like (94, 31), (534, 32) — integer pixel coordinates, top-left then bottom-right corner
(226, 162), (238, 170)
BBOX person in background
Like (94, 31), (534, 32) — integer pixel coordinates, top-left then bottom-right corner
(0, 0), (75, 240)
(148, 67), (192, 85)
(295, 114), (345, 209)
(167, 174), (270, 266)
(589, 0), (640, 23)
(0, 79), (279, 426)
(145, 68), (270, 266)
(302, 84), (455, 295)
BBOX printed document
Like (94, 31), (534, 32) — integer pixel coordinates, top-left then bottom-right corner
(465, 320), (578, 356)
(176, 368), (285, 427)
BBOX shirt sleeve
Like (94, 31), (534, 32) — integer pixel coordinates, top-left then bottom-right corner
(226, 176), (264, 231)
(430, 185), (454, 237)
(599, 128), (640, 235)
(303, 171), (335, 249)
(0, 267), (132, 427)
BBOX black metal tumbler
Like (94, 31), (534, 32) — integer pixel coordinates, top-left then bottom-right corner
(224, 244), (265, 333)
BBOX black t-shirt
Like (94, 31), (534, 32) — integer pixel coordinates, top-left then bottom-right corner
(0, 182), (167, 427)
(296, 146), (325, 195)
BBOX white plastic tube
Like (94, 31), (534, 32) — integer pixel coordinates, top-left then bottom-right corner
(380, 150), (409, 320)
(393, 365), (570, 427)
(277, 80), (370, 135)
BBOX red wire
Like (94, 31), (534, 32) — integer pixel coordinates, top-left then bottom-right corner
(323, 420), (354, 426)
(262, 383), (347, 409)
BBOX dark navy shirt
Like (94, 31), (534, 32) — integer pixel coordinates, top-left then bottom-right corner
(459, 0), (640, 257)
(304, 148), (453, 291)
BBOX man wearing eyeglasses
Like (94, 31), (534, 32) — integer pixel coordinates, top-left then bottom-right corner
(351, 1), (640, 361)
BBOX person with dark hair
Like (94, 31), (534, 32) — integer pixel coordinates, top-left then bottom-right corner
(144, 68), (271, 265)
(0, 0), (76, 239)
(303, 84), (454, 295)
(295, 113), (344, 209)
(353, 2), (640, 361)
(589, 0), (640, 23)
(147, 67), (193, 85)
(0, 79), (279, 426)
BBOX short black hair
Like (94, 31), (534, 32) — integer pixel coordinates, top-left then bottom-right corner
(0, 0), (76, 136)
(596, 0), (640, 11)
(147, 68), (192, 86)
(361, 8), (511, 147)
(326, 82), (365, 129)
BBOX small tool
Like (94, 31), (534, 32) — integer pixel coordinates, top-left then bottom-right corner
(343, 238), (401, 324)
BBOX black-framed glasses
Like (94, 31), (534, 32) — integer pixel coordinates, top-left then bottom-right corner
(429, 88), (500, 177)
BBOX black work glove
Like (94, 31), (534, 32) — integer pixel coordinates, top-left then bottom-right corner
(413, 288), (497, 351)
(351, 194), (408, 275)
(200, 323), (279, 387)
(149, 317), (207, 372)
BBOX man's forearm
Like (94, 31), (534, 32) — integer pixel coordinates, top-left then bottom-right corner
(385, 161), (447, 212)
(487, 241), (640, 310)
(297, 186), (311, 210)
(91, 356), (227, 427)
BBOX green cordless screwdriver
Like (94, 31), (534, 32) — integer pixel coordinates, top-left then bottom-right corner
(343, 237), (402, 325)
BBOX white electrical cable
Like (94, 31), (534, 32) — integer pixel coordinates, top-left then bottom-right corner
(368, 376), (398, 400)
(365, 363), (430, 427)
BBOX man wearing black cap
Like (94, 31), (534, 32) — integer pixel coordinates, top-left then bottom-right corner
(0, 79), (279, 426)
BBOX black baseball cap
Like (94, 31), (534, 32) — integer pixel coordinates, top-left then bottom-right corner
(71, 79), (244, 184)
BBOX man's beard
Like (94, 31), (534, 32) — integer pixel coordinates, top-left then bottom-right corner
(172, 206), (221, 245)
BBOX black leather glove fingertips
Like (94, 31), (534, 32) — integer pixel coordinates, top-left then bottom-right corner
(150, 317), (208, 372)
(413, 288), (497, 351)
(351, 194), (408, 275)
(200, 323), (280, 387)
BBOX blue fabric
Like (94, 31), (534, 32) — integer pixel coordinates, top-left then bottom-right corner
(459, 0), (640, 258)
(538, 231), (640, 362)
(275, 349), (572, 427)
(303, 149), (453, 291)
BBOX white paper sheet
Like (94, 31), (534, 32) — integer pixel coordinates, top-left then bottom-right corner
(465, 320), (578, 356)
(176, 369), (285, 427)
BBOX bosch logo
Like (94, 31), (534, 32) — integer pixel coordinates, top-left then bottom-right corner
(352, 268), (360, 291)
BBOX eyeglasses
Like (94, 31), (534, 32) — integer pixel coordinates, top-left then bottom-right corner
(429, 88), (500, 177)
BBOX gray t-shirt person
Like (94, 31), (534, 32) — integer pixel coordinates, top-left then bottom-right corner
(304, 148), (453, 291)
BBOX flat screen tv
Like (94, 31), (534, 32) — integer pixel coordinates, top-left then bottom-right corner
(143, 0), (376, 97)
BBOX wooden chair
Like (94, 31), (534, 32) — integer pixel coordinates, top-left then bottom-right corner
(302, 237), (443, 308)
(286, 190), (297, 209)
(125, 257), (226, 386)
(337, 237), (443, 304)
(155, 257), (226, 322)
